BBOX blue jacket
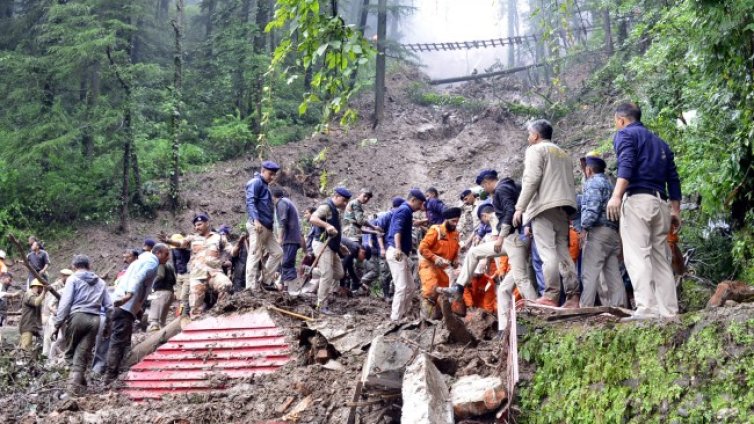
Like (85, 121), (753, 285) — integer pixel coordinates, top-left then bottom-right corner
(113, 252), (159, 316)
(387, 203), (414, 254)
(245, 173), (274, 230)
(580, 173), (618, 230)
(425, 198), (445, 225)
(54, 271), (112, 326)
(369, 211), (394, 251)
(613, 122), (682, 201)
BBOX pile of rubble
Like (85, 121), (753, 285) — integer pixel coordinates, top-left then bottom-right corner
(0, 289), (511, 423)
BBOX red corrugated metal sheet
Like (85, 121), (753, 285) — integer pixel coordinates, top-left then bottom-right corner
(123, 311), (291, 401)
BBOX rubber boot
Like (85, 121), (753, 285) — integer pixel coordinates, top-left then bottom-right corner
(66, 371), (86, 396)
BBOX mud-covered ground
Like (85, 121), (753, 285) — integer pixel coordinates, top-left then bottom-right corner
(0, 288), (506, 424)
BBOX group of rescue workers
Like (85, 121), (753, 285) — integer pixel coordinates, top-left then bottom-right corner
(0, 102), (683, 397)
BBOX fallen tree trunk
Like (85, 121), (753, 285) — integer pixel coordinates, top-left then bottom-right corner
(125, 317), (182, 367)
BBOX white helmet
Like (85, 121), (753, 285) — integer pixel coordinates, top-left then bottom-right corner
(0, 250), (5, 259)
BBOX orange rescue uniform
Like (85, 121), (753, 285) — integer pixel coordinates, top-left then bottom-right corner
(418, 224), (460, 299)
(464, 273), (497, 313)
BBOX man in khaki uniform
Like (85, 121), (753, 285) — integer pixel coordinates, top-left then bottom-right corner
(19, 279), (47, 350)
(606, 103), (682, 318)
(308, 187), (352, 314)
(513, 119), (579, 308)
(162, 213), (232, 318)
(456, 189), (477, 247)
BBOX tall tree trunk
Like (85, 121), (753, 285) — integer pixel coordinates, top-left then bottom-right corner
(506, 0), (517, 67)
(130, 147), (143, 206)
(202, 0), (215, 67)
(252, 0), (270, 134)
(82, 62), (100, 158)
(603, 8), (613, 55)
(254, 0), (269, 53)
(617, 16), (628, 48)
(233, 0), (252, 118)
(358, 0), (369, 32)
(42, 76), (54, 113)
(0, 0), (12, 18)
(157, 0), (170, 21)
(373, 0), (386, 127)
(170, 0), (184, 211)
(120, 108), (132, 233)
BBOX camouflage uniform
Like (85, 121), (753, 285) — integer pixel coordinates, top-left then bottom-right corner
(342, 199), (367, 242)
(183, 232), (232, 317)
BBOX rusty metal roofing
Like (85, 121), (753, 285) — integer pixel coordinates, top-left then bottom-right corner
(122, 311), (291, 401)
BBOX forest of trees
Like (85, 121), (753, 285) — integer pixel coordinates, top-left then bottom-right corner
(0, 0), (753, 277)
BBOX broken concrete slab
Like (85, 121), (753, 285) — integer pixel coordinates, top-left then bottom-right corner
(401, 353), (454, 424)
(360, 335), (415, 390)
(450, 374), (507, 419)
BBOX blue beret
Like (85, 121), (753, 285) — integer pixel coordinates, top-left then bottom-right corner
(193, 213), (210, 223)
(392, 196), (406, 208)
(334, 187), (352, 198)
(143, 239), (155, 248)
(217, 224), (232, 235)
(261, 160), (280, 171)
(475, 169), (498, 185)
(477, 202), (494, 220)
(459, 189), (472, 200)
(408, 188), (427, 202)
(585, 156), (606, 169)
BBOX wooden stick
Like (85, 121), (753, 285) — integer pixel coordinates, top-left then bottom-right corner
(267, 305), (315, 321)
(7, 234), (60, 300)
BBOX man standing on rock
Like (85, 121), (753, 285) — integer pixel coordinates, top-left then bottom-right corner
(606, 103), (682, 318)
(273, 188), (304, 292)
(512, 119), (580, 308)
(106, 244), (169, 383)
(26, 240), (50, 289)
(53, 255), (112, 395)
(418, 207), (462, 319)
(161, 214), (232, 317)
(245, 160), (284, 290)
(364, 197), (405, 301)
(308, 187), (352, 314)
(580, 153), (625, 308)
(387, 189), (426, 321)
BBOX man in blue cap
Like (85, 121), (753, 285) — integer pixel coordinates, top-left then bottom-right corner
(424, 187), (446, 226)
(245, 160), (284, 291)
(606, 103), (682, 318)
(579, 153), (625, 307)
(308, 187), (352, 314)
(387, 189), (426, 321)
(362, 196), (405, 301)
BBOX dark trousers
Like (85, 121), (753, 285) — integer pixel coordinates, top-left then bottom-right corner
(106, 307), (134, 378)
(281, 244), (299, 282)
(64, 312), (100, 373)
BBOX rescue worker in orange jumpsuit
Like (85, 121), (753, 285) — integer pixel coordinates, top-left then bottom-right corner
(418, 207), (462, 319)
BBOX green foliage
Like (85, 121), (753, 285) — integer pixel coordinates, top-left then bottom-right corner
(610, 0), (754, 278)
(407, 82), (486, 113)
(266, 0), (376, 130)
(518, 314), (754, 423)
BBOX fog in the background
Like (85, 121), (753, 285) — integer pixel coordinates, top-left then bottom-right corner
(398, 0), (531, 80)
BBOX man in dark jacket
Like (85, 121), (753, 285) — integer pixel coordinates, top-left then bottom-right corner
(245, 160), (283, 290)
(146, 260), (177, 331)
(273, 188), (304, 292)
(54, 255), (112, 395)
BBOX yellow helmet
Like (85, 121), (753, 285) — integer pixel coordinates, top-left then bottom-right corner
(29, 279), (44, 288)
(585, 150), (601, 158)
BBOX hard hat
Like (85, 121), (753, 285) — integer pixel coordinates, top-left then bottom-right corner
(29, 279), (44, 288)
(59, 269), (73, 276)
(0, 250), (5, 259)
